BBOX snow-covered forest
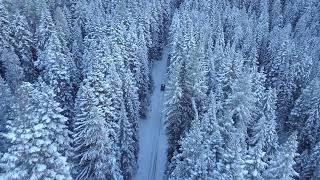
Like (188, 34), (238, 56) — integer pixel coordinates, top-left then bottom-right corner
(0, 0), (319, 179)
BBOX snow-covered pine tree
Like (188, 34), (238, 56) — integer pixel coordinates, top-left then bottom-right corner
(291, 78), (320, 178)
(0, 48), (24, 91)
(108, 20), (142, 177)
(301, 141), (320, 179)
(225, 70), (256, 146)
(263, 132), (299, 180)
(169, 100), (206, 180)
(0, 82), (72, 180)
(0, 0), (10, 78)
(84, 0), (106, 35)
(165, 10), (196, 161)
(35, 30), (76, 120)
(267, 25), (296, 131)
(36, 2), (55, 54)
(136, 23), (151, 118)
(216, 44), (240, 100)
(219, 70), (254, 179)
(201, 93), (224, 178)
(0, 77), (11, 168)
(109, 18), (127, 78)
(220, 130), (246, 180)
(137, 6), (152, 54)
(187, 25), (211, 116)
(245, 86), (279, 179)
(10, 12), (36, 82)
(169, 93), (223, 179)
(256, 0), (270, 69)
(0, 0), (10, 50)
(73, 68), (122, 180)
(298, 110), (320, 178)
(244, 70), (267, 180)
(34, 80), (71, 155)
(54, 6), (72, 47)
(148, 0), (165, 59)
(270, 0), (283, 30)
(259, 89), (279, 156)
(122, 70), (140, 151)
(165, 60), (195, 162)
(119, 101), (136, 180)
(124, 21), (151, 118)
(291, 78), (320, 131)
(68, 0), (85, 74)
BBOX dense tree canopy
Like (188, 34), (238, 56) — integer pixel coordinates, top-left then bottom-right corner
(0, 0), (319, 179)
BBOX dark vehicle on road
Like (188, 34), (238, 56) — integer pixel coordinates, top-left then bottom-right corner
(161, 84), (165, 91)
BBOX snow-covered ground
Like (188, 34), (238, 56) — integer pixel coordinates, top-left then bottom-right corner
(134, 48), (169, 180)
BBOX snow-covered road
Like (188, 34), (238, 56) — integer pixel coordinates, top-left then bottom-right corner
(134, 48), (169, 180)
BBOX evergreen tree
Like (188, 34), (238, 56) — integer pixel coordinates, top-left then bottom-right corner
(149, 0), (165, 59)
(169, 94), (223, 179)
(217, 44), (242, 99)
(301, 142), (320, 179)
(36, 2), (55, 53)
(0, 77), (11, 167)
(136, 24), (151, 118)
(189, 35), (210, 116)
(54, 6), (72, 47)
(35, 80), (72, 155)
(35, 30), (76, 119)
(109, 19), (127, 78)
(256, 0), (270, 69)
(0, 0), (10, 50)
(301, 110), (320, 155)
(165, 12), (195, 164)
(267, 25), (296, 130)
(245, 87), (279, 180)
(0, 82), (72, 180)
(291, 79), (320, 129)
(291, 78), (320, 179)
(260, 89), (279, 155)
(169, 101), (206, 180)
(125, 22), (151, 118)
(270, 0), (283, 29)
(0, 49), (24, 91)
(263, 132), (299, 180)
(73, 69), (122, 180)
(10, 12), (36, 82)
(0, 0), (10, 77)
(225, 71), (256, 145)
(119, 102), (136, 180)
(165, 61), (195, 162)
(84, 0), (106, 34)
(220, 130), (246, 180)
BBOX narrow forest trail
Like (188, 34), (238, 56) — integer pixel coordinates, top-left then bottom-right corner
(134, 48), (169, 180)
